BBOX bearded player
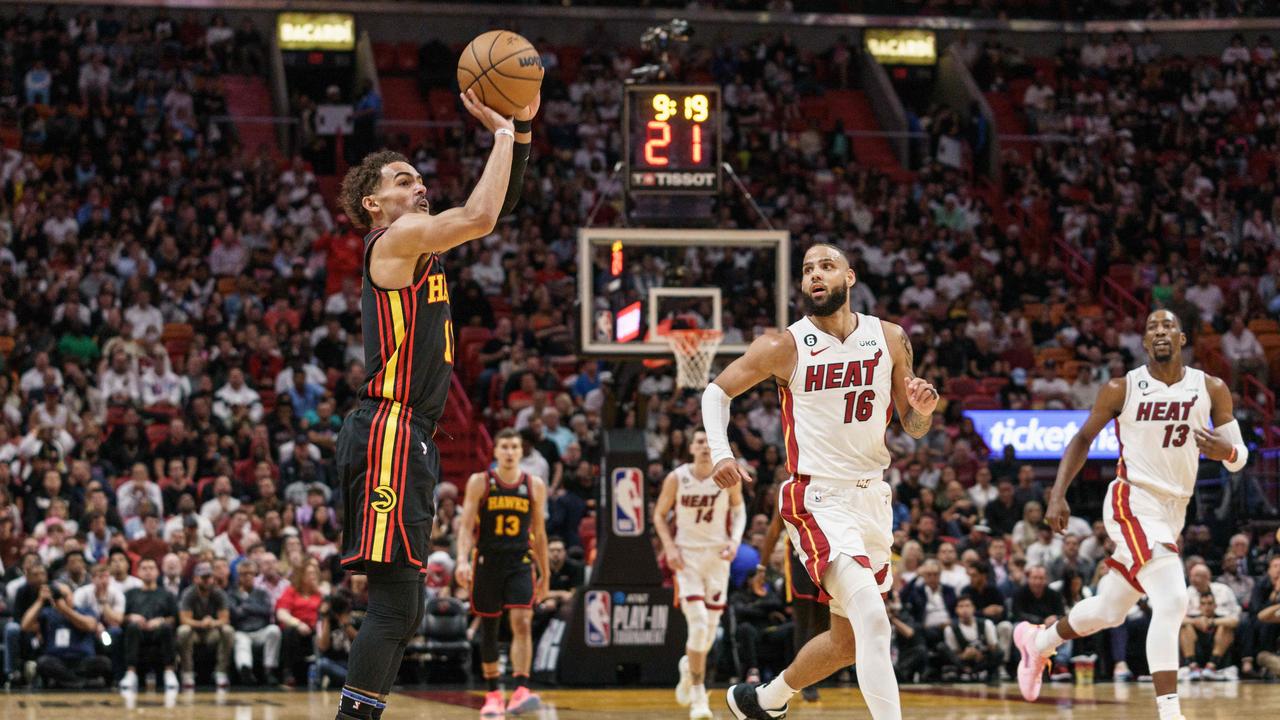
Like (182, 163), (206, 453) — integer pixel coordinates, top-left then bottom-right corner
(653, 430), (746, 720)
(1014, 309), (1247, 720)
(704, 244), (938, 720)
(332, 89), (536, 720)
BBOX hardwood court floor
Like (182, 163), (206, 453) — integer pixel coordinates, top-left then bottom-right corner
(0, 681), (1273, 720)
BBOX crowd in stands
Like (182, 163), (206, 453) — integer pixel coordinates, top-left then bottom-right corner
(0, 4), (1277, 692)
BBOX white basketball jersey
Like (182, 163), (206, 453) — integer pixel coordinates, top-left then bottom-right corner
(781, 314), (894, 481)
(1115, 365), (1211, 499)
(673, 463), (731, 550)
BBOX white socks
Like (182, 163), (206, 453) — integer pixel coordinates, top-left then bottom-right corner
(692, 684), (706, 700)
(1156, 693), (1181, 720)
(1035, 624), (1065, 658)
(755, 674), (796, 710)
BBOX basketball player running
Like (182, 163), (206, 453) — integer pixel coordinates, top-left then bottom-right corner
(456, 429), (550, 717)
(1014, 309), (1247, 720)
(332, 89), (537, 720)
(653, 430), (746, 720)
(705, 244), (938, 720)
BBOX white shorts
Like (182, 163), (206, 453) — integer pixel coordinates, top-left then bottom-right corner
(1102, 479), (1186, 591)
(778, 474), (893, 617)
(675, 547), (731, 610)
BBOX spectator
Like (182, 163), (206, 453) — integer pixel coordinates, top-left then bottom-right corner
(213, 368), (263, 424)
(1245, 556), (1280, 678)
(1181, 592), (1239, 680)
(228, 558), (281, 685)
(177, 562), (233, 689)
(537, 536), (584, 617)
(1025, 523), (1064, 568)
(1221, 316), (1268, 389)
(119, 557), (180, 692)
(905, 560), (957, 641)
(254, 552), (291, 605)
(1047, 533), (1094, 584)
(25, 579), (113, 688)
(937, 542), (970, 592)
(275, 559), (323, 686)
(730, 566), (791, 682)
(1011, 565), (1065, 629)
(312, 591), (356, 688)
(942, 596), (1001, 683)
(983, 479), (1021, 537)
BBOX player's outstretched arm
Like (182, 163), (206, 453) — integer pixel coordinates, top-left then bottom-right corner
(884, 322), (938, 438)
(453, 472), (488, 589)
(702, 331), (796, 489)
(499, 93), (539, 217)
(1046, 378), (1125, 533)
(380, 90), (514, 257)
(1195, 375), (1249, 471)
(652, 472), (683, 571)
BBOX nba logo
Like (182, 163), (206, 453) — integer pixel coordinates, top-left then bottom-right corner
(584, 591), (611, 647)
(611, 468), (643, 537)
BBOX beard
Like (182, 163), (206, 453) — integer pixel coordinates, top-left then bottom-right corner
(803, 283), (849, 317)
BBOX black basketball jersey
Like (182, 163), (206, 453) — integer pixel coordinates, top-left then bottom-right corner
(360, 228), (454, 423)
(476, 470), (534, 557)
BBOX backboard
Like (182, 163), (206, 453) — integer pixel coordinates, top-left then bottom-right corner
(577, 228), (790, 358)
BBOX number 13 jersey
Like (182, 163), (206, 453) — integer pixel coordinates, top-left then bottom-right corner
(780, 314), (895, 482)
(1115, 365), (1210, 500)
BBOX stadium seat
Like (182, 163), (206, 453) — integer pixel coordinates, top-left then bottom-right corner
(946, 377), (979, 398)
(373, 42), (396, 73)
(962, 394), (1001, 410)
(1249, 319), (1279, 336)
(414, 597), (471, 681)
(396, 42), (420, 74)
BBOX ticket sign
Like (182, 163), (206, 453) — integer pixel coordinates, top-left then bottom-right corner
(864, 29), (937, 66)
(277, 13), (355, 52)
(964, 410), (1120, 460)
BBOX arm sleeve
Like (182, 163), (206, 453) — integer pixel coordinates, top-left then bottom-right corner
(1219, 419), (1249, 472)
(498, 139), (531, 217)
(701, 382), (735, 465)
(729, 500), (746, 544)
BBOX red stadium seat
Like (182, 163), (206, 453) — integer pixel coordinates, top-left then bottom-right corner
(946, 377), (978, 398)
(458, 326), (492, 347)
(396, 42), (420, 74)
(962, 394), (1001, 410)
(373, 42), (395, 73)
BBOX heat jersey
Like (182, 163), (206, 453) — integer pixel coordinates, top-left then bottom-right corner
(673, 463), (730, 551)
(1115, 365), (1211, 499)
(360, 227), (454, 424)
(476, 470), (534, 557)
(780, 314), (894, 481)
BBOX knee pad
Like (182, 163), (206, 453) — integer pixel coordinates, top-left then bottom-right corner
(701, 610), (723, 653)
(480, 615), (502, 665)
(683, 601), (709, 652)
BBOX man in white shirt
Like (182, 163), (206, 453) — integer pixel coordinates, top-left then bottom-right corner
(98, 349), (140, 405)
(74, 563), (126, 632)
(214, 368), (263, 424)
(19, 352), (63, 397)
(1022, 75), (1055, 131)
(1184, 562), (1241, 622)
(1181, 562), (1242, 680)
(915, 561), (956, 633)
(1221, 316), (1268, 387)
(1185, 271), (1225, 326)
(252, 553), (291, 605)
(938, 543), (971, 592)
(116, 463), (164, 520)
(746, 392), (783, 448)
(900, 272), (938, 311)
(200, 476), (242, 523)
(968, 466), (998, 513)
(1068, 364), (1101, 409)
(124, 289), (164, 340)
(935, 258), (973, 302)
(1030, 361), (1072, 408)
(1080, 35), (1108, 73)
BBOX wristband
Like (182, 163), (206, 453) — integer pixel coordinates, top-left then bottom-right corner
(494, 128), (515, 140)
(514, 119), (532, 134)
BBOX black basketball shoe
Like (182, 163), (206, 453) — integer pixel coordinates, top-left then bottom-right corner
(726, 682), (788, 720)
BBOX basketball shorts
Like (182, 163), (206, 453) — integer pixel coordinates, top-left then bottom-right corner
(779, 474), (893, 617)
(674, 547), (731, 610)
(785, 543), (822, 603)
(471, 551), (535, 617)
(338, 399), (439, 575)
(1102, 479), (1186, 591)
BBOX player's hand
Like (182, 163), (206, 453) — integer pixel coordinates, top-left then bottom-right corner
(1045, 494), (1071, 534)
(719, 543), (737, 561)
(711, 458), (752, 489)
(459, 89), (514, 134)
(514, 92), (540, 122)
(455, 560), (474, 590)
(906, 377), (939, 416)
(1193, 427), (1233, 462)
(664, 546), (685, 572)
(534, 578), (550, 604)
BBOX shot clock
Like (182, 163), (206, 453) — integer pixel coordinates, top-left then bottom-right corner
(624, 85), (722, 195)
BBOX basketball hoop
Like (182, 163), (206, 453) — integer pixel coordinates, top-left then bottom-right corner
(666, 329), (723, 390)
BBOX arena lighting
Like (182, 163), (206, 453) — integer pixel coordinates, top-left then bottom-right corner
(277, 13), (355, 52)
(864, 29), (937, 66)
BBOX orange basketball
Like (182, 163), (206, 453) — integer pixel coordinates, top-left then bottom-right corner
(456, 30), (543, 117)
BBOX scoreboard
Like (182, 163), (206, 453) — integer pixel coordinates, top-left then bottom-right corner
(624, 85), (722, 195)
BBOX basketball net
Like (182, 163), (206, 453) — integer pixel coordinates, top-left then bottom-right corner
(665, 329), (723, 390)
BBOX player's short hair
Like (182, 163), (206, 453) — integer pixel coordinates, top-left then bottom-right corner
(803, 242), (849, 265)
(339, 150), (410, 228)
(495, 427), (522, 444)
(1145, 309), (1182, 330)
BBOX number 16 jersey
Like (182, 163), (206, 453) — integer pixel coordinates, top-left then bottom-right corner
(780, 314), (895, 482)
(1115, 365), (1210, 500)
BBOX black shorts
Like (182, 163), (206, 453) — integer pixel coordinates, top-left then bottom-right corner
(471, 552), (535, 617)
(786, 546), (823, 602)
(338, 400), (438, 575)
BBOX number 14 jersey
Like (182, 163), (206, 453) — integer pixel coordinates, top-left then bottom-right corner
(780, 314), (895, 482)
(674, 463), (731, 551)
(1115, 365), (1210, 500)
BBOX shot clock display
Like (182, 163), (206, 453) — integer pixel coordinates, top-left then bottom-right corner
(625, 85), (721, 195)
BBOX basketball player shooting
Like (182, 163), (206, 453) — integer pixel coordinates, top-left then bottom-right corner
(653, 430), (746, 720)
(331, 89), (537, 720)
(1013, 309), (1247, 720)
(703, 244), (938, 720)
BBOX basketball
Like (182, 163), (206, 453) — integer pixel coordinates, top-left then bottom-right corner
(456, 30), (543, 116)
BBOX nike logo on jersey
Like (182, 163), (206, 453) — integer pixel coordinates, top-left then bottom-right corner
(809, 347), (829, 357)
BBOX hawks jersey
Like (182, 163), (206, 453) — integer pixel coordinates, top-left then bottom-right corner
(360, 228), (454, 424)
(476, 470), (534, 557)
(673, 463), (731, 551)
(780, 314), (894, 481)
(1115, 365), (1211, 500)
